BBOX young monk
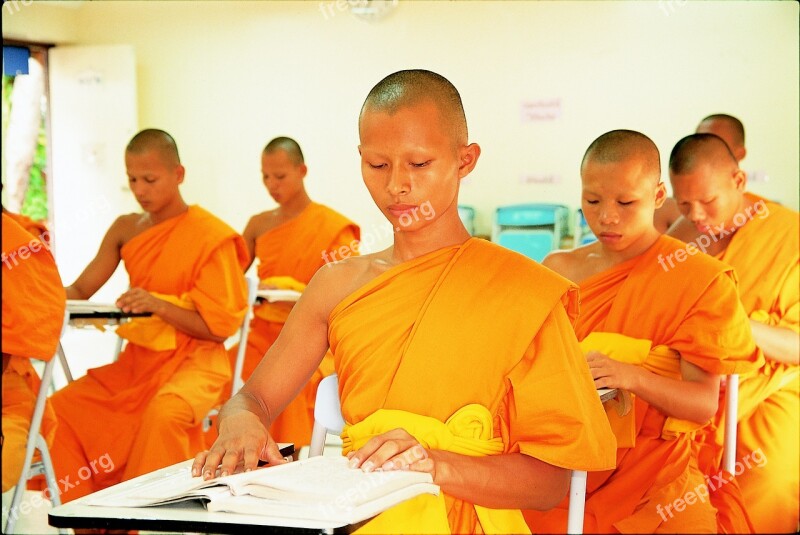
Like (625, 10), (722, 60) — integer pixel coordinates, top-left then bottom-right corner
(2, 214), (65, 493)
(668, 133), (798, 533)
(49, 129), (249, 502)
(194, 69), (617, 534)
(695, 114), (747, 163)
(656, 113), (747, 234)
(219, 136), (359, 448)
(524, 130), (761, 533)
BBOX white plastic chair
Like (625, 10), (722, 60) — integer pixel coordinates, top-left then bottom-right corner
(308, 374), (588, 533)
(202, 276), (259, 431)
(309, 373), (345, 458)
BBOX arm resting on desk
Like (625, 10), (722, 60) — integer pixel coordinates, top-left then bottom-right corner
(116, 288), (225, 343)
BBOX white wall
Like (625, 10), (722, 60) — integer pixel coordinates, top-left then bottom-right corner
(5, 0), (799, 244)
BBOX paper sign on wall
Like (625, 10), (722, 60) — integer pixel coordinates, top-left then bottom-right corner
(521, 99), (561, 122)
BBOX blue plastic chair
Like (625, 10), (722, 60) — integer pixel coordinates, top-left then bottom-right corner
(574, 209), (597, 246)
(492, 204), (569, 262)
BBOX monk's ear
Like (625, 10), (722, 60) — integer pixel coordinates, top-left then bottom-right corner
(734, 146), (747, 162)
(457, 143), (481, 179)
(732, 168), (747, 191)
(654, 181), (667, 209)
(175, 164), (186, 185)
(297, 163), (308, 180)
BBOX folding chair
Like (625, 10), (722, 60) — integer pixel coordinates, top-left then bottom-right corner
(203, 276), (259, 431)
(4, 313), (70, 534)
(309, 374), (588, 533)
(492, 204), (570, 262)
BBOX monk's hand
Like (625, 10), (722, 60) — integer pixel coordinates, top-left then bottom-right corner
(191, 411), (287, 480)
(586, 350), (640, 390)
(346, 428), (434, 477)
(116, 287), (166, 315)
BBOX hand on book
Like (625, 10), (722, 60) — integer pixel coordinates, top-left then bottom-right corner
(192, 410), (288, 479)
(346, 428), (435, 478)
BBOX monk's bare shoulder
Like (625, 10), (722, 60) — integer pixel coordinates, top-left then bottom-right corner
(665, 215), (698, 243)
(109, 212), (154, 248)
(302, 251), (391, 321)
(245, 209), (284, 240)
(543, 243), (604, 284)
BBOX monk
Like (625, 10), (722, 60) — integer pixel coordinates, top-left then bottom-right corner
(2, 214), (65, 493)
(194, 70), (617, 534)
(695, 114), (747, 163)
(656, 113), (747, 234)
(220, 136), (359, 448)
(668, 133), (799, 533)
(49, 129), (249, 503)
(525, 130), (761, 533)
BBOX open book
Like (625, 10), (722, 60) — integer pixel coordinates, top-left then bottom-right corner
(83, 456), (439, 525)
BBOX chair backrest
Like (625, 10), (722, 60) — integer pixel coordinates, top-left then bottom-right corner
(496, 229), (556, 262)
(492, 204), (570, 257)
(309, 373), (345, 457)
(230, 276), (260, 396)
(573, 209), (597, 247)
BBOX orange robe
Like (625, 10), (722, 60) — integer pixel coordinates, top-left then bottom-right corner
(2, 213), (65, 492)
(2, 210), (50, 246)
(50, 206), (248, 502)
(226, 202), (358, 447)
(709, 194), (798, 533)
(525, 235), (761, 534)
(330, 238), (617, 534)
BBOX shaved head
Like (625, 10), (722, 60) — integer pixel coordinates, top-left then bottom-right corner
(264, 136), (304, 165)
(126, 129), (180, 166)
(360, 69), (468, 146)
(582, 130), (661, 182)
(669, 133), (738, 176)
(697, 113), (745, 148)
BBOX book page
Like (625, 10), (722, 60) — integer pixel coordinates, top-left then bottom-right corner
(229, 456), (434, 507)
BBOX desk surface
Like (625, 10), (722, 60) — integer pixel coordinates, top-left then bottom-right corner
(66, 300), (152, 320)
(48, 499), (361, 535)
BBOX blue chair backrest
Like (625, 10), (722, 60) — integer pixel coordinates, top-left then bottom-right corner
(495, 203), (568, 227)
(496, 230), (555, 263)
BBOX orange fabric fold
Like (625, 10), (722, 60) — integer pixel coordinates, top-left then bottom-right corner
(50, 206), (248, 502)
(221, 202), (359, 447)
(2, 214), (64, 491)
(525, 235), (761, 534)
(330, 238), (616, 534)
(3, 210), (50, 245)
(707, 194), (799, 533)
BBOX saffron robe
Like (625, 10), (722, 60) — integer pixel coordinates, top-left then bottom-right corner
(3, 210), (50, 245)
(50, 206), (248, 502)
(225, 202), (358, 447)
(708, 194), (799, 533)
(330, 238), (617, 534)
(2, 214), (65, 491)
(525, 235), (760, 534)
